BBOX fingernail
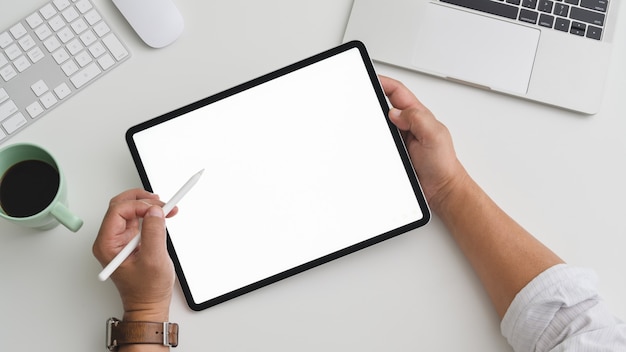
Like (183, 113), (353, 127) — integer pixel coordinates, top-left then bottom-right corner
(389, 108), (402, 119)
(146, 206), (164, 218)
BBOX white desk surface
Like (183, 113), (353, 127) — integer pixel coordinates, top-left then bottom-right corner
(1, 1), (625, 351)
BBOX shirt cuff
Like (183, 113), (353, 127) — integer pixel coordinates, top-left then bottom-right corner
(500, 264), (600, 352)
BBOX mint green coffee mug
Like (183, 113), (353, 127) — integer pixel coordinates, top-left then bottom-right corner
(0, 143), (83, 232)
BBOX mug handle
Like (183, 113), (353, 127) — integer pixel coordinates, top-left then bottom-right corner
(51, 203), (84, 232)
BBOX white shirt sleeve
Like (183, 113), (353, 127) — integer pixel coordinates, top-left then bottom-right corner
(501, 264), (626, 352)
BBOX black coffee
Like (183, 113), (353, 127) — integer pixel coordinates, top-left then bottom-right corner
(0, 160), (60, 218)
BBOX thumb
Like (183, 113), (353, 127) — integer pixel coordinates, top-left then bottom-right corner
(389, 107), (443, 147)
(140, 206), (167, 257)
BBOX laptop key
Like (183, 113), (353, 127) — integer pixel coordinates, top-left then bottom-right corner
(538, 0), (554, 13)
(440, 0), (519, 20)
(519, 9), (539, 24)
(554, 3), (570, 16)
(539, 13), (555, 27)
(570, 21), (586, 36)
(570, 6), (606, 26)
(580, 0), (608, 12)
(522, 0), (538, 9)
(555, 17), (570, 31)
(586, 25), (602, 39)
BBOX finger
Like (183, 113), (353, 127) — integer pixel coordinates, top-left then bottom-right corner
(138, 206), (168, 262)
(379, 75), (426, 111)
(94, 199), (160, 261)
(110, 188), (160, 205)
(389, 107), (448, 149)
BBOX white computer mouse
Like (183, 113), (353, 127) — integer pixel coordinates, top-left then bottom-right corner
(112, 0), (184, 48)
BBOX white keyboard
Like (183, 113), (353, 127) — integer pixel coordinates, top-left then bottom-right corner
(0, 0), (130, 143)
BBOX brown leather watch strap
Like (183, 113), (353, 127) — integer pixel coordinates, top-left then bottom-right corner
(107, 318), (178, 351)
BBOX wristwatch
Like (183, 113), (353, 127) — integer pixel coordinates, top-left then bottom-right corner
(106, 317), (179, 351)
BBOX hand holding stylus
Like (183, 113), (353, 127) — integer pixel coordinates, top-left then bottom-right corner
(97, 169), (204, 281)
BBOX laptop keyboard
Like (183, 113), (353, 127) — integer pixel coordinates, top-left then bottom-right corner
(440, 0), (609, 40)
(0, 0), (130, 144)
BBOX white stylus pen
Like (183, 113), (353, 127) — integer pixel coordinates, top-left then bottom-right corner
(98, 169), (204, 281)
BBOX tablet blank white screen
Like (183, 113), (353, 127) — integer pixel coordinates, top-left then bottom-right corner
(132, 47), (425, 306)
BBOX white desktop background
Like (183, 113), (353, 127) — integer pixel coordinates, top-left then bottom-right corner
(1, 1), (625, 351)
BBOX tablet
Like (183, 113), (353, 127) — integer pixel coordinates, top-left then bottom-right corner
(126, 41), (430, 311)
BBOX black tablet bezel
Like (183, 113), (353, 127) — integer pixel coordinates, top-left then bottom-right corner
(126, 41), (430, 311)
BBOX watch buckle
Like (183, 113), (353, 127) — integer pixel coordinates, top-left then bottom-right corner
(106, 317), (120, 351)
(163, 322), (170, 347)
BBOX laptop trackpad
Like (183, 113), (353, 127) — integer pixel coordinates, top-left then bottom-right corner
(412, 5), (540, 94)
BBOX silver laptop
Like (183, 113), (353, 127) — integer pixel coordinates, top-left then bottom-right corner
(343, 0), (620, 114)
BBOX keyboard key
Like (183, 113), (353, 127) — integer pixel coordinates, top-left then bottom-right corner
(522, 0), (538, 9)
(75, 0), (93, 14)
(0, 88), (8, 103)
(0, 100), (19, 120)
(28, 47), (45, 63)
(53, 0), (71, 11)
(581, 0), (608, 12)
(570, 6), (605, 26)
(57, 27), (75, 43)
(10, 23), (28, 39)
(0, 32), (12, 48)
(26, 101), (44, 118)
(554, 3), (570, 16)
(80, 30), (97, 46)
(14, 56), (31, 72)
(43, 36), (61, 52)
(538, 0), (554, 13)
(26, 13), (44, 29)
(75, 51), (92, 67)
(93, 21), (109, 37)
(586, 25), (602, 40)
(88, 42), (106, 58)
(85, 10), (103, 26)
(98, 53), (115, 70)
(31, 80), (49, 96)
(34, 24), (53, 40)
(40, 91), (58, 108)
(49, 15), (65, 32)
(18, 35), (36, 51)
(555, 17), (571, 31)
(70, 62), (101, 88)
(0, 54), (7, 68)
(61, 60), (79, 76)
(39, 4), (58, 20)
(2, 112), (27, 134)
(66, 38), (83, 55)
(519, 9), (539, 24)
(570, 21), (586, 36)
(102, 34), (128, 61)
(441, 0), (519, 19)
(71, 18), (89, 34)
(52, 47), (70, 64)
(5, 43), (21, 61)
(62, 7), (80, 23)
(0, 65), (17, 81)
(54, 82), (72, 99)
(539, 13), (555, 27)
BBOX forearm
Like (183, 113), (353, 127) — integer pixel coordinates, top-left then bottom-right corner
(432, 172), (564, 318)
